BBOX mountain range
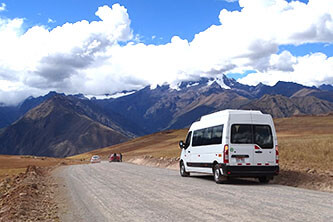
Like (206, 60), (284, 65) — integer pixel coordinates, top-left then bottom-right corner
(1, 75), (333, 157)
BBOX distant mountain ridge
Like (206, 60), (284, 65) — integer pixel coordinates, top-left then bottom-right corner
(0, 95), (130, 157)
(0, 91), (62, 128)
(0, 75), (333, 157)
(96, 77), (333, 134)
(1, 75), (333, 131)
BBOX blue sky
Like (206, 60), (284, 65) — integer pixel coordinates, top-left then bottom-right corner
(2, 0), (241, 44)
(0, 0), (332, 105)
(279, 43), (333, 57)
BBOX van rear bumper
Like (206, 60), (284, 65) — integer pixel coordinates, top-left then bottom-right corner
(219, 164), (279, 177)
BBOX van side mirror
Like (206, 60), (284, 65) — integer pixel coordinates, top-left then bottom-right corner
(179, 141), (185, 149)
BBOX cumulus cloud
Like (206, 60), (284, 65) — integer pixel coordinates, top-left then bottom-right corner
(0, 4), (133, 104)
(238, 52), (333, 86)
(0, 1), (333, 105)
(269, 50), (297, 72)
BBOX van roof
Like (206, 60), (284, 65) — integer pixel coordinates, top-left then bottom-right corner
(200, 109), (263, 121)
(189, 109), (273, 133)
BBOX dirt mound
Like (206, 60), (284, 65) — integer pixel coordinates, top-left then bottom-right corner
(273, 168), (333, 192)
(0, 165), (59, 221)
(127, 155), (180, 170)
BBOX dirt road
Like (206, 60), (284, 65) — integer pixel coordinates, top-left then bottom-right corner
(55, 162), (333, 222)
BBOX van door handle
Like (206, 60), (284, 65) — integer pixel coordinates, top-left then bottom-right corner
(255, 151), (262, 153)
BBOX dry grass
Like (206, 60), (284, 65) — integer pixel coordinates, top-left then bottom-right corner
(274, 115), (333, 173)
(278, 135), (333, 171)
(0, 155), (85, 179)
(70, 129), (188, 161)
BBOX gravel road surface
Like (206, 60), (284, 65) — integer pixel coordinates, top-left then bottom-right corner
(55, 162), (333, 222)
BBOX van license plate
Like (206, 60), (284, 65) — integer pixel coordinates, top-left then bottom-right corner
(236, 158), (245, 163)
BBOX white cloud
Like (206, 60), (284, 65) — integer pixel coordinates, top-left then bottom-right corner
(269, 50), (297, 72)
(189, 0), (333, 84)
(0, 1), (333, 105)
(0, 4), (133, 103)
(238, 52), (333, 86)
(0, 3), (6, 12)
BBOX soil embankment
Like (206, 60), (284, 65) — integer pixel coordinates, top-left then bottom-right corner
(0, 156), (85, 221)
(0, 165), (59, 221)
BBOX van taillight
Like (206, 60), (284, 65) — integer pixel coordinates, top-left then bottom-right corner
(275, 145), (279, 164)
(224, 144), (229, 164)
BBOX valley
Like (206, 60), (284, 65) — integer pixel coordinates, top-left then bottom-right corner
(1, 1), (333, 221)
(0, 114), (332, 221)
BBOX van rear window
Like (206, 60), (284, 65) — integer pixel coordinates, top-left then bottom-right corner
(254, 125), (273, 148)
(230, 124), (252, 144)
(231, 124), (273, 149)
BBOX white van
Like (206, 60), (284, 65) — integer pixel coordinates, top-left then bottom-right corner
(179, 109), (279, 183)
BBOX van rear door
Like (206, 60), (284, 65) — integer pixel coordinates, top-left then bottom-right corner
(229, 124), (254, 166)
(253, 125), (275, 165)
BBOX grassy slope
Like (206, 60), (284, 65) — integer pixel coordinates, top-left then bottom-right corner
(275, 115), (333, 172)
(70, 115), (333, 173)
(68, 129), (188, 161)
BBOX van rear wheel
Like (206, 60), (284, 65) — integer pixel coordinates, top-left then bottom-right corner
(213, 165), (227, 184)
(180, 161), (190, 177)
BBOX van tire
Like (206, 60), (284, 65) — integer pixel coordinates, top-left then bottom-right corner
(258, 176), (269, 184)
(180, 161), (190, 177)
(213, 165), (227, 184)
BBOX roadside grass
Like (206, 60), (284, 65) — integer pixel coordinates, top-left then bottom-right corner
(279, 134), (333, 172)
(275, 115), (333, 173)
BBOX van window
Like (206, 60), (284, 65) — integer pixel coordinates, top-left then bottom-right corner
(231, 124), (273, 149)
(211, 125), (223, 144)
(203, 127), (213, 145)
(254, 125), (273, 148)
(231, 124), (252, 144)
(192, 125), (223, 147)
(184, 131), (192, 148)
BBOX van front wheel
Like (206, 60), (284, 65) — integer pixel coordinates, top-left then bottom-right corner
(213, 165), (227, 184)
(180, 161), (190, 177)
